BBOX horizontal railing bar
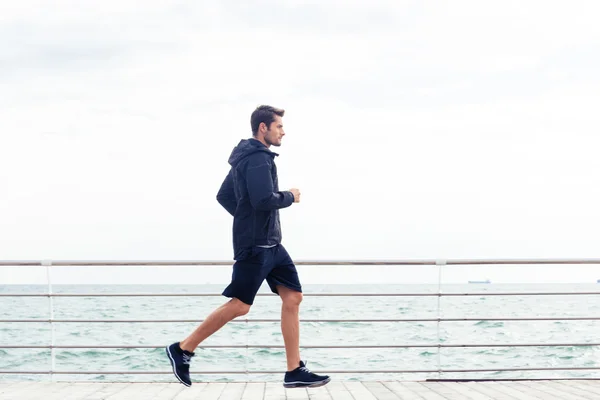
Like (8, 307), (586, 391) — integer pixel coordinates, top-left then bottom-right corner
(3, 367), (600, 374)
(3, 317), (600, 323)
(3, 291), (600, 298)
(2, 258), (600, 266)
(3, 343), (600, 349)
(429, 378), (600, 382)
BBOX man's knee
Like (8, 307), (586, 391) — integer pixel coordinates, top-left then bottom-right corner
(229, 298), (251, 316)
(281, 289), (303, 308)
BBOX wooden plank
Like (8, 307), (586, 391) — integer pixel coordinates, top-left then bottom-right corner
(0, 382), (48, 400)
(285, 386), (310, 400)
(361, 382), (400, 399)
(576, 380), (600, 389)
(403, 382), (448, 400)
(343, 382), (378, 400)
(84, 383), (130, 400)
(325, 381), (354, 400)
(306, 385), (332, 400)
(171, 382), (209, 399)
(196, 382), (227, 400)
(514, 381), (586, 400)
(46, 383), (80, 400)
(493, 382), (557, 400)
(540, 381), (596, 400)
(421, 382), (472, 400)
(80, 383), (121, 400)
(0, 382), (22, 394)
(118, 383), (177, 399)
(559, 381), (600, 397)
(218, 382), (246, 400)
(450, 382), (499, 400)
(380, 381), (426, 399)
(103, 383), (138, 399)
(264, 382), (287, 400)
(149, 383), (186, 400)
(1, 382), (58, 400)
(60, 382), (110, 400)
(242, 382), (265, 400)
(3, 383), (42, 400)
(454, 382), (519, 400)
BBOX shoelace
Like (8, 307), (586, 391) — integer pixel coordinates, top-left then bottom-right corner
(182, 353), (192, 365)
(299, 364), (317, 377)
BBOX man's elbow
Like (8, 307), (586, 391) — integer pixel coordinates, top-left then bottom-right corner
(217, 196), (233, 214)
(216, 189), (230, 203)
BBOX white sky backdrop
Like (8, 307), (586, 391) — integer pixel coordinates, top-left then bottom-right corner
(1, 0), (600, 284)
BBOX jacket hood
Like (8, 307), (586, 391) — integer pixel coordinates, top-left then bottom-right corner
(228, 138), (278, 166)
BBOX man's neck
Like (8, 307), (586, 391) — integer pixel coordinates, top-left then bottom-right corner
(252, 136), (270, 148)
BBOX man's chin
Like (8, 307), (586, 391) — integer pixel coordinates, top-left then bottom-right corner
(266, 138), (282, 147)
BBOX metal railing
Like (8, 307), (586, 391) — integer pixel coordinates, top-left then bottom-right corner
(1, 258), (600, 381)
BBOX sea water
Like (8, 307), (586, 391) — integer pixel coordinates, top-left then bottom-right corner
(1, 284), (600, 382)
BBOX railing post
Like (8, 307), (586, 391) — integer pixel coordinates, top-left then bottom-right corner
(43, 260), (55, 382)
(435, 259), (446, 380)
(244, 317), (249, 379)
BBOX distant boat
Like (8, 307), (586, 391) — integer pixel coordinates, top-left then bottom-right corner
(468, 279), (491, 284)
(597, 279), (600, 283)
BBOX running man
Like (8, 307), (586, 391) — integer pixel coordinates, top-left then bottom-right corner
(166, 105), (331, 389)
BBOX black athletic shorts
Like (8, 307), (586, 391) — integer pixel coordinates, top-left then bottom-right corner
(222, 244), (302, 305)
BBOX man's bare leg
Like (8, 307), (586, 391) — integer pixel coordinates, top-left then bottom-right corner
(179, 298), (250, 352)
(277, 285), (303, 371)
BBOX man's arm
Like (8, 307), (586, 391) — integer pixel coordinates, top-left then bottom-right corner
(246, 153), (294, 211)
(216, 169), (237, 216)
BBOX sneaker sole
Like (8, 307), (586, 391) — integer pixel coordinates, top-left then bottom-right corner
(283, 377), (331, 388)
(165, 346), (191, 387)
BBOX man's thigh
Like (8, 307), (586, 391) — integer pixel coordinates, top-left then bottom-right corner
(222, 247), (274, 305)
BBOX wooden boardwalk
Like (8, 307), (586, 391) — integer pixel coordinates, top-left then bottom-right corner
(2, 380), (600, 399)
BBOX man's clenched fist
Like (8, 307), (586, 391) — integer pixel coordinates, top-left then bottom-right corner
(289, 188), (301, 203)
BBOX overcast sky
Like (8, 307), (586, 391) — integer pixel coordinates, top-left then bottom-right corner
(1, 1), (600, 284)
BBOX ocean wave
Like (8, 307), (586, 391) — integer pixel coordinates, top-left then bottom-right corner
(473, 320), (504, 328)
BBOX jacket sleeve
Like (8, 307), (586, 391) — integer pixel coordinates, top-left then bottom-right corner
(216, 169), (237, 216)
(246, 154), (294, 211)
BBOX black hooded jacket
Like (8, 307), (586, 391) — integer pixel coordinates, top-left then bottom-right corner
(216, 138), (294, 260)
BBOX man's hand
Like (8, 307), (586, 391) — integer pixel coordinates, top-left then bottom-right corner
(289, 188), (301, 203)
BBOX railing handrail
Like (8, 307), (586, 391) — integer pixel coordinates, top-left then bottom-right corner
(2, 343), (599, 349)
(1, 258), (600, 266)
(2, 291), (600, 297)
(3, 316), (600, 323)
(2, 366), (600, 375)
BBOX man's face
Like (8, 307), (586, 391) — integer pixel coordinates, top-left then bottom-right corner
(264, 115), (285, 147)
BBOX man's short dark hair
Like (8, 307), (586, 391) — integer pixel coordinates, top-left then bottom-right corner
(251, 105), (285, 136)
